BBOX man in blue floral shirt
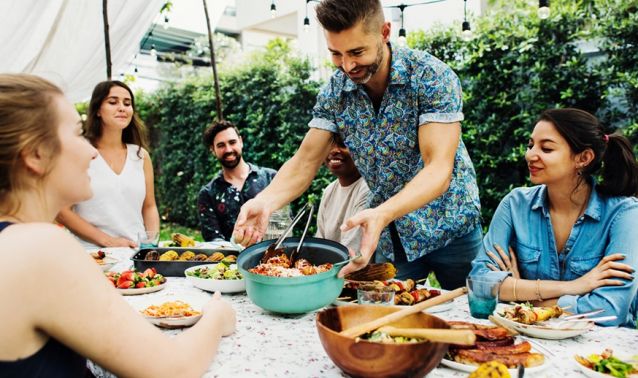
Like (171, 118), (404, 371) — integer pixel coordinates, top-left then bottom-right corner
(198, 121), (276, 241)
(233, 0), (481, 289)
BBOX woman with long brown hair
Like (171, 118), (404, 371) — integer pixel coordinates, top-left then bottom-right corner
(57, 80), (159, 248)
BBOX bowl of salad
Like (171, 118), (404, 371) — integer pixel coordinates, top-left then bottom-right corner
(184, 260), (245, 293)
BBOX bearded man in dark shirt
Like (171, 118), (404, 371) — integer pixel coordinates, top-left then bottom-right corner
(197, 121), (276, 241)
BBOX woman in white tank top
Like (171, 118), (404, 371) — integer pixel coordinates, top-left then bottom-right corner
(56, 81), (159, 248)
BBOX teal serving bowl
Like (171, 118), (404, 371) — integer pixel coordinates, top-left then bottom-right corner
(237, 237), (348, 314)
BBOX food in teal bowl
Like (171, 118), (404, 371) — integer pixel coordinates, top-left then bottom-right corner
(237, 237), (348, 314)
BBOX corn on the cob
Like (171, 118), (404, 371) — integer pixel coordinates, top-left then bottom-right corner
(171, 233), (196, 247)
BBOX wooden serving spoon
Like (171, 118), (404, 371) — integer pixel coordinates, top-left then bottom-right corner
(376, 326), (476, 345)
(340, 287), (468, 338)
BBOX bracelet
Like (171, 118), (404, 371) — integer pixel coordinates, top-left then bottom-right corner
(512, 278), (518, 302)
(536, 279), (543, 301)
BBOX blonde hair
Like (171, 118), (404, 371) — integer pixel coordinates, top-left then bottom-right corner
(0, 74), (63, 215)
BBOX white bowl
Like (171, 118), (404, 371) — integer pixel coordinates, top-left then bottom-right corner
(184, 264), (245, 293)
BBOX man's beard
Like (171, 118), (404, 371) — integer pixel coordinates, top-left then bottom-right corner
(219, 151), (241, 169)
(341, 41), (384, 84)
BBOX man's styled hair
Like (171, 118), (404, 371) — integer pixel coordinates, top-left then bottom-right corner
(202, 120), (240, 147)
(315, 0), (384, 33)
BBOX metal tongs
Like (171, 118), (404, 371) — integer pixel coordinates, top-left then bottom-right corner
(260, 203), (314, 264)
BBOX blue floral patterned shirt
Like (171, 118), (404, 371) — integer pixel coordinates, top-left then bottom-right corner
(470, 184), (638, 328)
(309, 44), (481, 261)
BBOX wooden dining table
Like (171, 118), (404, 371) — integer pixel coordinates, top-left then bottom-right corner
(89, 248), (638, 377)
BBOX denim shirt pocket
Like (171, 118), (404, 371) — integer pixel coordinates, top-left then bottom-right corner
(568, 254), (604, 279)
(514, 242), (542, 279)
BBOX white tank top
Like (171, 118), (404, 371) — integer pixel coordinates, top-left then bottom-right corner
(74, 144), (146, 248)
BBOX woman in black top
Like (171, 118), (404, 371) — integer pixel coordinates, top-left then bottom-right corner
(0, 74), (236, 377)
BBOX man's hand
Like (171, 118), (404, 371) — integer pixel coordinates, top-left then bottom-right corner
(337, 207), (391, 277)
(232, 198), (271, 247)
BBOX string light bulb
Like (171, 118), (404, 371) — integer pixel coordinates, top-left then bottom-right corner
(270, 1), (277, 18)
(398, 28), (407, 46)
(163, 15), (169, 29)
(461, 0), (473, 41)
(397, 4), (407, 46)
(303, 17), (310, 32)
(538, 0), (550, 19)
(462, 21), (473, 41)
(150, 44), (157, 57)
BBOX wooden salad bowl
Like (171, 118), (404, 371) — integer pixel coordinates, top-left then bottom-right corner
(316, 305), (450, 378)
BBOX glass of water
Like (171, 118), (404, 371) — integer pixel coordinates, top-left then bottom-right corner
(264, 206), (292, 241)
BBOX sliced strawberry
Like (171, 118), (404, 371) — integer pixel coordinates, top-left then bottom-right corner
(119, 271), (135, 282)
(135, 282), (146, 288)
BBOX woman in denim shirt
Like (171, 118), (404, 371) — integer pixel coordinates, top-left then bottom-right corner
(470, 108), (638, 327)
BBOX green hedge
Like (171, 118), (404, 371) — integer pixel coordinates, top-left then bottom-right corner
(138, 39), (330, 230)
(138, 0), (637, 232)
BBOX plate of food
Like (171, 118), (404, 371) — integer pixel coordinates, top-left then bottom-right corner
(492, 303), (595, 339)
(88, 249), (118, 271)
(185, 260), (245, 293)
(574, 348), (638, 378)
(105, 268), (167, 295)
(140, 300), (202, 328)
(334, 279), (454, 313)
(441, 321), (550, 375)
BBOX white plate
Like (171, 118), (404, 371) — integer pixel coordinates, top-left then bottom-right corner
(441, 352), (551, 375)
(184, 264), (245, 293)
(493, 305), (594, 340)
(334, 286), (453, 313)
(573, 349), (637, 378)
(145, 314), (202, 328)
(118, 281), (167, 296)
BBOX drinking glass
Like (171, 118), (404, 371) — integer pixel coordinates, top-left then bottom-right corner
(357, 285), (395, 306)
(138, 230), (160, 249)
(466, 276), (500, 319)
(264, 206), (292, 241)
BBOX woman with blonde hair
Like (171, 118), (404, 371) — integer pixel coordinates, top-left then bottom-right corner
(0, 74), (235, 376)
(57, 80), (159, 248)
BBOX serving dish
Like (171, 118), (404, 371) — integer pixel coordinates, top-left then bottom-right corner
(131, 247), (239, 277)
(316, 305), (449, 378)
(493, 304), (594, 339)
(141, 300), (203, 329)
(119, 282), (166, 295)
(237, 237), (348, 314)
(334, 285), (454, 313)
(184, 264), (245, 293)
(574, 348), (638, 378)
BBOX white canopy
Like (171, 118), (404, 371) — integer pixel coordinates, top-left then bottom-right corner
(0, 0), (164, 101)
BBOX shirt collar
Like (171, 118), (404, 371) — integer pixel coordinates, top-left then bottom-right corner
(342, 42), (408, 92)
(214, 162), (257, 186)
(530, 180), (603, 221)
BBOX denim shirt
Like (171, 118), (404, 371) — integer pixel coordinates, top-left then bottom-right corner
(470, 184), (638, 328)
(309, 43), (481, 261)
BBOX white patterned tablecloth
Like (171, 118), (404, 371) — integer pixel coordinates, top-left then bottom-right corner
(89, 251), (638, 377)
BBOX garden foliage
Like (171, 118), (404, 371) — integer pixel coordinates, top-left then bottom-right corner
(138, 1), (637, 230)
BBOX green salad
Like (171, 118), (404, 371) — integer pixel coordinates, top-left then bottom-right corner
(576, 349), (638, 378)
(187, 261), (242, 280)
(362, 331), (424, 344)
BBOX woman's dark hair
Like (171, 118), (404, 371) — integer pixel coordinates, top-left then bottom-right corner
(315, 0), (384, 33)
(539, 108), (638, 197)
(84, 80), (148, 158)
